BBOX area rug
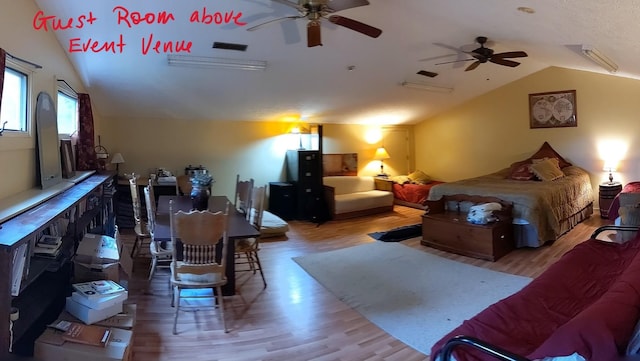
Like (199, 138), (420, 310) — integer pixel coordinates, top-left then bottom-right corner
(368, 223), (422, 242)
(292, 242), (531, 355)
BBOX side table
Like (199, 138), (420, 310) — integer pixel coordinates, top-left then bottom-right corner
(374, 177), (393, 192)
(600, 182), (622, 219)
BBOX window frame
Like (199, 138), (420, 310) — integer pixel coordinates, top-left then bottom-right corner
(56, 84), (78, 137)
(0, 58), (33, 136)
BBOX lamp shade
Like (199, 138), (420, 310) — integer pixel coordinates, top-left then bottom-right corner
(373, 147), (390, 160)
(111, 153), (125, 164)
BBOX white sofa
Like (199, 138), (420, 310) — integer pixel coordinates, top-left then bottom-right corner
(323, 176), (394, 220)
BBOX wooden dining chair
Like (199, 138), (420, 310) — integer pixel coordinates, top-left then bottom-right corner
(129, 174), (151, 258)
(169, 199), (230, 334)
(176, 175), (192, 196)
(234, 174), (254, 219)
(235, 185), (267, 288)
(144, 185), (172, 281)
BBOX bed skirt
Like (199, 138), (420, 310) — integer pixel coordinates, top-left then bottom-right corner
(514, 203), (593, 248)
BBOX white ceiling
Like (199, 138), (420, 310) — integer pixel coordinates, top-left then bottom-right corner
(33, 0), (640, 125)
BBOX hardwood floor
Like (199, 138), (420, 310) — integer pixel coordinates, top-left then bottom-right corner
(121, 206), (609, 361)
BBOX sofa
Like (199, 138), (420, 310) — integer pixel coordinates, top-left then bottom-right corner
(431, 225), (640, 361)
(323, 176), (394, 220)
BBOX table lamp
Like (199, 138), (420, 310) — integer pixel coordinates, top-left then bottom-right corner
(373, 147), (391, 176)
(111, 153), (125, 178)
(603, 161), (617, 184)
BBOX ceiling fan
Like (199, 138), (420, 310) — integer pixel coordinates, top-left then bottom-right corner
(247, 0), (382, 47)
(435, 36), (528, 71)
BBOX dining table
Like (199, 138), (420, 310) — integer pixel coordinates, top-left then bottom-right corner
(154, 195), (260, 295)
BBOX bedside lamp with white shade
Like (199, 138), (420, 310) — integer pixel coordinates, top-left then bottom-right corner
(111, 153), (125, 178)
(373, 147), (391, 177)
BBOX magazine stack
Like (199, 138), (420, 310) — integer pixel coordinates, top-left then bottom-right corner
(66, 280), (128, 324)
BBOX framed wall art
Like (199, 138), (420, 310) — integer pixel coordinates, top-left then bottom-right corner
(528, 90), (577, 129)
(323, 153), (358, 176)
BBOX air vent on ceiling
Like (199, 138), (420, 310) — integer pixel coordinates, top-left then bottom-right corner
(212, 42), (248, 51)
(417, 70), (438, 78)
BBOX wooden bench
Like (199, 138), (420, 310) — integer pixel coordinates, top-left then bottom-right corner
(421, 194), (514, 261)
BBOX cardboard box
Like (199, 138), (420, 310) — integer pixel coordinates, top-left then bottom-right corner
(66, 297), (123, 325)
(71, 290), (128, 310)
(74, 234), (132, 283)
(34, 326), (132, 361)
(94, 304), (137, 330)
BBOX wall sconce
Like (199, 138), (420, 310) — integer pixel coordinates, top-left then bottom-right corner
(373, 147), (391, 176)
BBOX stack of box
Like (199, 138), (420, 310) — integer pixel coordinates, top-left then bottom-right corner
(66, 280), (128, 325)
(74, 233), (132, 284)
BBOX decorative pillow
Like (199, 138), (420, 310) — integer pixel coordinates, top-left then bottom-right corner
(510, 163), (535, 180)
(529, 142), (572, 168)
(530, 158), (564, 181)
(407, 170), (431, 184)
(390, 175), (411, 184)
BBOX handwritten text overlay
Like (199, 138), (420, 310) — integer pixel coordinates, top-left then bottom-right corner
(32, 6), (247, 54)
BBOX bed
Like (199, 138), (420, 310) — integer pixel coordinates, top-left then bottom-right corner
(389, 170), (444, 209)
(427, 142), (594, 248)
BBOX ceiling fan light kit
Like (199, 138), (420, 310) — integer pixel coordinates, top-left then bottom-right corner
(581, 45), (618, 73)
(401, 82), (453, 93)
(167, 55), (267, 70)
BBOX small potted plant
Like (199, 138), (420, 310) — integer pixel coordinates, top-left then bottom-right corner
(190, 173), (214, 211)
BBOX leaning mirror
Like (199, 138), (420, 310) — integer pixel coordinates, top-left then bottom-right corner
(36, 91), (62, 189)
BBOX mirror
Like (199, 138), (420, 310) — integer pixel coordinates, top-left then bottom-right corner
(36, 91), (62, 189)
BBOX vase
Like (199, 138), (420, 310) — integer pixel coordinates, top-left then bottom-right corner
(190, 184), (210, 211)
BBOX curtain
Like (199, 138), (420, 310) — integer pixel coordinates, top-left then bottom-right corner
(0, 48), (6, 118)
(75, 93), (97, 170)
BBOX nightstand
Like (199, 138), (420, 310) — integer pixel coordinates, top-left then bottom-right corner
(599, 182), (622, 219)
(374, 177), (394, 192)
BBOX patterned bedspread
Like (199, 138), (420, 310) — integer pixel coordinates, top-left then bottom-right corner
(428, 166), (594, 247)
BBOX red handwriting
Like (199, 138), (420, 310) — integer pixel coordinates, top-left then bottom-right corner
(141, 34), (192, 54)
(69, 34), (126, 53)
(189, 8), (246, 26)
(113, 6), (176, 27)
(33, 10), (97, 31)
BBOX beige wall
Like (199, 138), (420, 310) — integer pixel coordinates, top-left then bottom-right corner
(0, 0), (89, 199)
(415, 66), (640, 196)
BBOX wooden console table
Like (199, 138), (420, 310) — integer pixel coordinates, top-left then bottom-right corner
(421, 194), (514, 261)
(0, 172), (115, 357)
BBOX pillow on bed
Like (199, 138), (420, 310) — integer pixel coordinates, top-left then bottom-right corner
(390, 175), (411, 184)
(530, 142), (572, 168)
(408, 170), (431, 184)
(510, 163), (535, 180)
(530, 158), (564, 181)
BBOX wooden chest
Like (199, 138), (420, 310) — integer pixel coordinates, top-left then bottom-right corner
(421, 214), (513, 261)
(420, 194), (514, 261)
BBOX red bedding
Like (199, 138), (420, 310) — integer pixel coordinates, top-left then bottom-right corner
(392, 181), (444, 207)
(608, 181), (640, 220)
(430, 235), (640, 361)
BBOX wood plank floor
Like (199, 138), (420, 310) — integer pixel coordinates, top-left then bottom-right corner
(121, 206), (609, 361)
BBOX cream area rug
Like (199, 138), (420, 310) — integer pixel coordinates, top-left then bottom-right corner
(292, 242), (531, 355)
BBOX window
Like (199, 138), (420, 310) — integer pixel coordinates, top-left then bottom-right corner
(57, 89), (78, 135)
(0, 65), (28, 132)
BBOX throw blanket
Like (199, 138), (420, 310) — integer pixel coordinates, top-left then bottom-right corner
(428, 166), (594, 247)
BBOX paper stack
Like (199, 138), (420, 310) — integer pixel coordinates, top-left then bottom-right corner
(33, 234), (63, 258)
(66, 280), (128, 324)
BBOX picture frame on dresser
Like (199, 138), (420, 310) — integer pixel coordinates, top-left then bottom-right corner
(529, 89), (577, 129)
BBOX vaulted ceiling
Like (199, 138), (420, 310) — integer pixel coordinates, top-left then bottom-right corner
(33, 0), (640, 125)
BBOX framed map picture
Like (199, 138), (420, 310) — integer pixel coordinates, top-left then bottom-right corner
(529, 90), (577, 128)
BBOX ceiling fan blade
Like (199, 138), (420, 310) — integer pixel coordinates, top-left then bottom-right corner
(493, 51), (528, 59)
(326, 0), (370, 12)
(489, 57), (521, 67)
(465, 61), (481, 71)
(434, 58), (475, 65)
(328, 15), (382, 38)
(247, 15), (302, 31)
(307, 20), (322, 47)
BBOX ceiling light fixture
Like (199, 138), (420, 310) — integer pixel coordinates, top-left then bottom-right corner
(401, 81), (453, 93)
(581, 45), (618, 73)
(167, 54), (267, 70)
